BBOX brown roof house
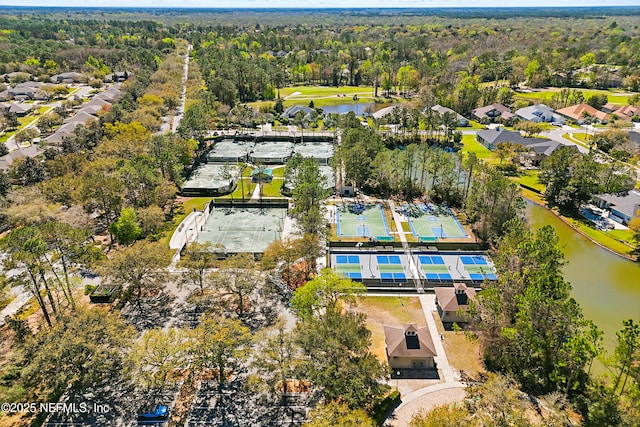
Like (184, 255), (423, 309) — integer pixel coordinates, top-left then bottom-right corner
(384, 324), (436, 370)
(556, 104), (610, 124)
(606, 104), (640, 121)
(434, 283), (477, 324)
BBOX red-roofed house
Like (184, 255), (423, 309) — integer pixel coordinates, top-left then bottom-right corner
(610, 105), (640, 121)
(434, 283), (477, 323)
(384, 324), (436, 370)
(556, 104), (610, 124)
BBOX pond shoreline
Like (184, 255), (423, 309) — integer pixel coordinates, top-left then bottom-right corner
(522, 195), (637, 263)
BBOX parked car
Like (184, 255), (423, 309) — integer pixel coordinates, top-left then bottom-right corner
(137, 404), (169, 421)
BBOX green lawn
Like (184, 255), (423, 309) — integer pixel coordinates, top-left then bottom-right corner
(460, 120), (486, 130)
(280, 85), (376, 98)
(260, 178), (285, 198)
(460, 134), (496, 162)
(0, 113), (39, 143)
(562, 132), (591, 149)
(158, 197), (212, 247)
(514, 89), (631, 105)
(513, 170), (545, 192)
(567, 217), (635, 256)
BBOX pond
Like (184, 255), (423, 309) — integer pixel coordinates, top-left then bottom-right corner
(526, 202), (640, 351)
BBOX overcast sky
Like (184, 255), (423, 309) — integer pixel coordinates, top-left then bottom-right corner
(1, 0), (639, 8)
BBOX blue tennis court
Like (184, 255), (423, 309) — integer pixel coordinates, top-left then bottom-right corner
(377, 255), (402, 265)
(336, 255), (360, 264)
(461, 255), (488, 265)
(470, 273), (484, 281)
(425, 273), (453, 282)
(419, 255), (445, 265)
(380, 272), (407, 282)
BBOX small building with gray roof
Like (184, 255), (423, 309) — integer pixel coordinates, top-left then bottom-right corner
(471, 103), (515, 123)
(515, 103), (565, 125)
(431, 104), (469, 126)
(592, 190), (640, 225)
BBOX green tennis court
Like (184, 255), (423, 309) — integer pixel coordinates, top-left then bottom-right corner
(196, 206), (286, 254)
(336, 204), (390, 238)
(404, 203), (468, 240)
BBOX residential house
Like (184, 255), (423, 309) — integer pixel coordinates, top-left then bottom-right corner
(471, 103), (515, 123)
(0, 145), (40, 172)
(84, 97), (112, 111)
(431, 104), (469, 126)
(476, 128), (546, 150)
(50, 72), (87, 84)
(104, 71), (131, 83)
(94, 86), (121, 103)
(64, 110), (98, 125)
(282, 105), (315, 121)
(44, 122), (84, 144)
(556, 104), (610, 124)
(605, 104), (640, 121)
(519, 140), (564, 166)
(79, 104), (107, 116)
(434, 283), (477, 324)
(8, 85), (38, 100)
(476, 128), (563, 165)
(371, 105), (397, 120)
(8, 103), (34, 117)
(515, 103), (565, 125)
(592, 190), (640, 225)
(384, 324), (437, 370)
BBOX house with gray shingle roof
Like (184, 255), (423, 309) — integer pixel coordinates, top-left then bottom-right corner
(515, 103), (565, 125)
(64, 110), (98, 125)
(592, 190), (640, 225)
(8, 103), (34, 116)
(0, 145), (40, 171)
(476, 128), (563, 165)
(471, 103), (515, 123)
(282, 105), (315, 120)
(50, 72), (87, 84)
(431, 104), (469, 126)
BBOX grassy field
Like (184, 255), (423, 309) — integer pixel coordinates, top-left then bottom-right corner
(259, 178), (284, 197)
(279, 85), (376, 98)
(460, 134), (496, 163)
(433, 312), (484, 379)
(461, 120), (486, 130)
(514, 89), (631, 105)
(562, 132), (591, 149)
(250, 85), (394, 111)
(567, 217), (636, 256)
(158, 196), (212, 248)
(512, 169), (545, 193)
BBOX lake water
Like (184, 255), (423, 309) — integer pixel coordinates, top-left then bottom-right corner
(526, 202), (640, 351)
